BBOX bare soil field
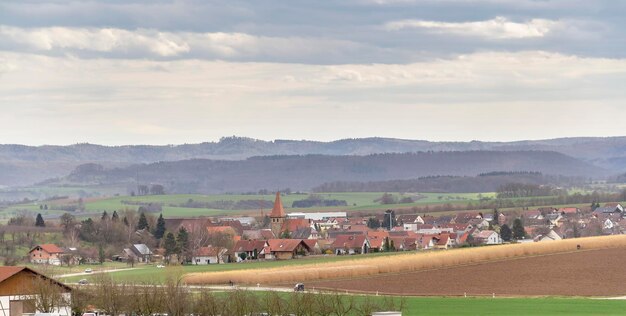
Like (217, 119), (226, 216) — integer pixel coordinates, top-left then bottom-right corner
(307, 247), (626, 297)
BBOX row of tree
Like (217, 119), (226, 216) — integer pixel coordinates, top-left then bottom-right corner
(66, 272), (405, 316)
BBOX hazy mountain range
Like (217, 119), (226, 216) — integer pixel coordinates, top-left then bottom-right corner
(50, 151), (607, 194)
(1, 136), (625, 189)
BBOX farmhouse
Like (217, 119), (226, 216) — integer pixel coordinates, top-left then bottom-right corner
(28, 244), (65, 265)
(331, 235), (370, 255)
(232, 240), (266, 261)
(265, 239), (311, 260)
(192, 246), (229, 264)
(0, 266), (72, 316)
(475, 230), (502, 245)
(129, 244), (153, 262)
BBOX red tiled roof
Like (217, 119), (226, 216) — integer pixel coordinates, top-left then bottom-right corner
(260, 229), (275, 240)
(0, 266), (72, 291)
(218, 220), (245, 235)
(367, 230), (389, 238)
(281, 218), (311, 233)
(178, 218), (212, 233)
(441, 223), (471, 231)
(559, 207), (579, 214)
(331, 235), (367, 249)
(367, 236), (385, 249)
(267, 239), (308, 252)
(196, 246), (222, 257)
(270, 192), (286, 218)
(301, 239), (318, 250)
(0, 266), (25, 283)
(207, 226), (237, 235)
(435, 234), (450, 246)
(31, 244), (64, 254)
(232, 240), (266, 253)
(476, 230), (497, 239)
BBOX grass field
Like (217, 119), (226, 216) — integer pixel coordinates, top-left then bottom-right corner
(60, 252), (407, 284)
(400, 297), (626, 316)
(1, 192), (495, 220)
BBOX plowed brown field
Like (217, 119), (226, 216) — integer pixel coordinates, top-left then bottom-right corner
(307, 247), (626, 296)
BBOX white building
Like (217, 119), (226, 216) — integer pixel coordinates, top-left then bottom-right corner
(475, 230), (502, 245)
(287, 212), (347, 220)
(192, 246), (229, 264)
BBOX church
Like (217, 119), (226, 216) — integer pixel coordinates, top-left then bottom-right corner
(269, 192), (313, 238)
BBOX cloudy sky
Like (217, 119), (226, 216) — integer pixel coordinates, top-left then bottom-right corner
(1, 0), (626, 145)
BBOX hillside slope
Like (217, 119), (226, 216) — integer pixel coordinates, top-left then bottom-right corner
(59, 151), (608, 193)
(1, 136), (625, 186)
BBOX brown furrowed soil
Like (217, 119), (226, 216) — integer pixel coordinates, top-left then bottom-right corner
(307, 247), (626, 297)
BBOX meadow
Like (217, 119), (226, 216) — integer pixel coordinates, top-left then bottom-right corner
(400, 297), (626, 316)
(60, 252), (407, 284)
(1, 191), (494, 220)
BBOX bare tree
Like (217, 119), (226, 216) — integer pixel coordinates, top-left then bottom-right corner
(122, 209), (139, 243)
(92, 274), (127, 316)
(188, 222), (211, 263)
(207, 232), (234, 263)
(192, 287), (222, 316)
(163, 267), (191, 316)
(22, 269), (71, 315)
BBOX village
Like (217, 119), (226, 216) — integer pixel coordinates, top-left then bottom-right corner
(21, 192), (626, 267)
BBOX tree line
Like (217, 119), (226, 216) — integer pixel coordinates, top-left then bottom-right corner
(46, 271), (406, 316)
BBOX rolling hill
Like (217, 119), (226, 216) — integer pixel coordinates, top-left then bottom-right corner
(1, 136), (625, 187)
(55, 151), (608, 193)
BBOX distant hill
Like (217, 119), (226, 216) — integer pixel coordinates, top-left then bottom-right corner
(55, 151), (609, 194)
(1, 136), (625, 186)
(312, 172), (582, 193)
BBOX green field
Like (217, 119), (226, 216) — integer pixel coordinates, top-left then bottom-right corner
(60, 252), (407, 283)
(401, 297), (626, 315)
(2, 192), (495, 220)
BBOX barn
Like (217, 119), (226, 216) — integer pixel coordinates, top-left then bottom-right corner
(0, 266), (72, 316)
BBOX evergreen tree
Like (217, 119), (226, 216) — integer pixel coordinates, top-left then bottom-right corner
(512, 218), (526, 240)
(500, 224), (512, 241)
(164, 232), (177, 261)
(367, 217), (380, 229)
(154, 213), (166, 239)
(80, 218), (96, 241)
(176, 227), (189, 263)
(382, 210), (396, 230)
(111, 211), (119, 222)
(35, 213), (45, 227)
(383, 237), (390, 252)
(98, 244), (105, 264)
(137, 212), (149, 230)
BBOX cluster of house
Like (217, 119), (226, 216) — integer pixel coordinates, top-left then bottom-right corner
(28, 194), (626, 265)
(522, 202), (626, 241)
(27, 243), (154, 266)
(160, 192), (509, 263)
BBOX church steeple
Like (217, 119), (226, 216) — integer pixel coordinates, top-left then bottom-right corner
(270, 191), (286, 237)
(270, 191), (285, 218)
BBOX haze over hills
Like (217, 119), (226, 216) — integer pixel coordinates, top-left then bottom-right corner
(53, 151), (608, 194)
(0, 136), (624, 188)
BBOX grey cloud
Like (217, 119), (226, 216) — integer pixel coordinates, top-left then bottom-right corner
(0, 0), (624, 64)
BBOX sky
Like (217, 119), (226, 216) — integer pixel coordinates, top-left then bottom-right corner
(1, 0), (626, 145)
